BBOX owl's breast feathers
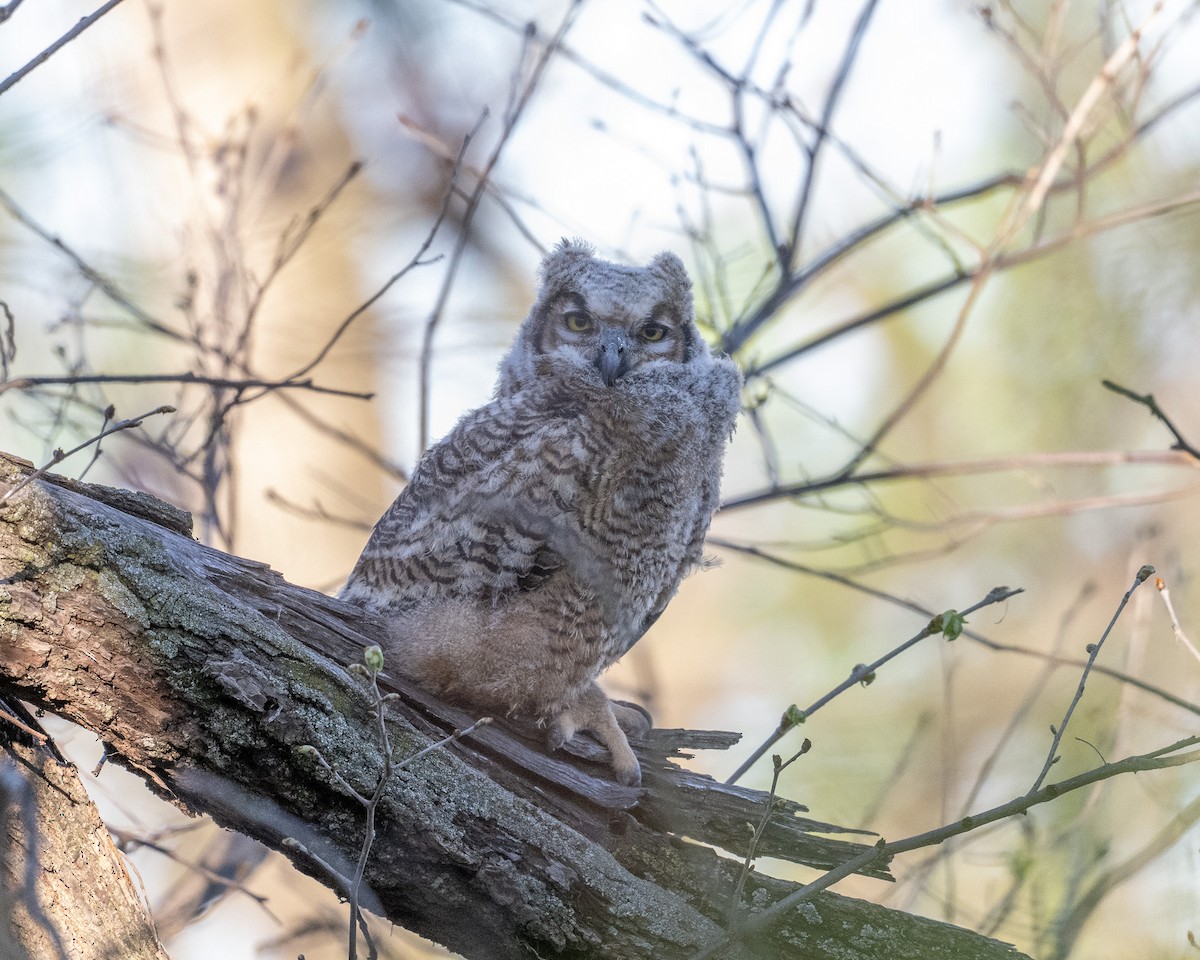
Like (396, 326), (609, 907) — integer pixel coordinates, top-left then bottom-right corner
(340, 350), (741, 661)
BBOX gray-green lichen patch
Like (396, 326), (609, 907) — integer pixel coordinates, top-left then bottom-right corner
(2, 487), (57, 552)
(796, 901), (822, 925)
(40, 562), (88, 613)
(148, 628), (186, 660)
(96, 568), (151, 629)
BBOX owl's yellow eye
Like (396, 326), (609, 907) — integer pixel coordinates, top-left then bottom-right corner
(563, 311), (593, 333)
(639, 321), (668, 343)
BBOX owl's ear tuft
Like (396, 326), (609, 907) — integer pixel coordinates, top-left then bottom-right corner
(649, 251), (691, 293)
(651, 251), (703, 360)
(539, 238), (595, 290)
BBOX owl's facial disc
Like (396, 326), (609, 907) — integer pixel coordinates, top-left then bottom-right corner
(537, 289), (686, 385)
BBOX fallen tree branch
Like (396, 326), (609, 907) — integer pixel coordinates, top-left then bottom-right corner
(0, 451), (1026, 959)
(1, 699), (168, 960)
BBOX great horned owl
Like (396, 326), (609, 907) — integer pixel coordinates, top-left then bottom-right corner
(340, 239), (741, 785)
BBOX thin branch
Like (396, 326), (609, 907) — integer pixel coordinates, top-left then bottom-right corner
(0, 186), (186, 344)
(0, 705), (50, 744)
(0, 0), (129, 97)
(1009, 1), (1167, 240)
(0, 0), (28, 26)
(750, 186), (1200, 376)
(690, 735), (1200, 960)
(418, 1), (582, 454)
(449, 0), (729, 138)
(1155, 576), (1200, 666)
(1, 373), (371, 400)
(0, 300), (14, 380)
(720, 447), (1198, 512)
(0, 404), (175, 507)
(840, 263), (983, 475)
(709, 538), (1200, 721)
(1103, 378), (1200, 461)
(887, 580), (1093, 913)
(1028, 564), (1155, 795)
(784, 0), (881, 265)
(724, 738), (812, 928)
(106, 827), (277, 919)
(236, 160), (366, 365)
(725, 586), (1023, 785)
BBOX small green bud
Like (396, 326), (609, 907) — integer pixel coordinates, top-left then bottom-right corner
(939, 610), (966, 641)
(781, 704), (806, 729)
(363, 645), (385, 673)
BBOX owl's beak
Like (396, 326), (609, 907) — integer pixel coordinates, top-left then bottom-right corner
(596, 327), (629, 386)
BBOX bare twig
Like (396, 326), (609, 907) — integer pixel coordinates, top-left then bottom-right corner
(282, 121), (479, 389)
(888, 581), (1096, 912)
(1028, 565), (1155, 795)
(0, 300), (14, 380)
(0, 0), (129, 97)
(0, 0), (28, 25)
(725, 586), (1023, 785)
(0, 404), (175, 507)
(1155, 576), (1200, 666)
(106, 826), (278, 920)
(784, 0), (881, 265)
(1103, 379), (1200, 461)
(711, 537), (1200, 722)
(417, 1), (583, 454)
(720, 448), (1198, 512)
(0, 705), (50, 744)
(749, 186), (1200, 377)
(724, 739), (812, 928)
(239, 161), (365, 361)
(297, 647), (491, 960)
(0, 186), (186, 343)
(691, 735), (1200, 960)
(1011, 1), (1166, 236)
(0, 372), (371, 400)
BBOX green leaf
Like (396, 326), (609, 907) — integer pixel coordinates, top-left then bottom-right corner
(781, 704), (806, 729)
(939, 609), (967, 641)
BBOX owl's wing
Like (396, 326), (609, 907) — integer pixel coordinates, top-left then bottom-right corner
(618, 354), (742, 654)
(340, 382), (601, 612)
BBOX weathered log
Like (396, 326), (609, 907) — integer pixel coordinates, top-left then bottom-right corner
(1, 699), (168, 960)
(0, 452), (1027, 959)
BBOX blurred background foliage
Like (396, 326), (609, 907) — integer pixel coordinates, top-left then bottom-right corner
(3, 0), (1200, 957)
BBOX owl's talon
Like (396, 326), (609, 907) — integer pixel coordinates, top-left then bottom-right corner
(547, 729), (568, 752)
(613, 756), (642, 787)
(611, 700), (652, 739)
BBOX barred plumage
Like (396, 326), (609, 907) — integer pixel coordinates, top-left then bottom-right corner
(340, 239), (741, 784)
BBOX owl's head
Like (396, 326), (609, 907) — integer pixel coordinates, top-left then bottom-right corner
(497, 239), (706, 394)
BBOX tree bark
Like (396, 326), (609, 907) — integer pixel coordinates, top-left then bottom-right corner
(0, 452), (1027, 959)
(2, 700), (169, 960)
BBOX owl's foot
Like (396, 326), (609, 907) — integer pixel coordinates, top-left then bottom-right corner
(610, 699), (652, 739)
(548, 684), (642, 786)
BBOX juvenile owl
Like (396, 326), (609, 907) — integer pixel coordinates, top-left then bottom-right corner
(340, 239), (741, 785)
